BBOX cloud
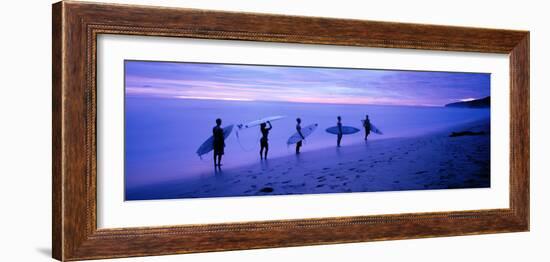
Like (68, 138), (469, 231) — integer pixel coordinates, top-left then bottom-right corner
(125, 61), (490, 106)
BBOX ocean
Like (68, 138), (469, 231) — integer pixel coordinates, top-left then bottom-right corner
(125, 97), (490, 190)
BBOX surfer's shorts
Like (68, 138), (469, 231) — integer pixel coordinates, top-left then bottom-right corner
(213, 144), (224, 155)
(260, 138), (268, 147)
(296, 141), (302, 147)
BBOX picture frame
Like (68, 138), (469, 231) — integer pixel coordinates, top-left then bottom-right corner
(52, 1), (529, 261)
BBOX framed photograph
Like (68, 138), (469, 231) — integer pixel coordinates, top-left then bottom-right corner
(52, 1), (529, 261)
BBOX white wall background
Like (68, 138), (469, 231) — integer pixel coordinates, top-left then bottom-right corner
(0, 0), (547, 261)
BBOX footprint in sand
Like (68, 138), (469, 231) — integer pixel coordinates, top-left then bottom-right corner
(348, 168), (356, 171)
(282, 180), (291, 184)
(322, 167), (330, 171)
(316, 184), (325, 188)
(415, 171), (428, 174)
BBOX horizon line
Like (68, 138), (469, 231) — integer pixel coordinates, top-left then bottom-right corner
(127, 94), (461, 108)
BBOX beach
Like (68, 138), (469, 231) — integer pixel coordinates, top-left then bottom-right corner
(124, 98), (490, 190)
(126, 118), (490, 200)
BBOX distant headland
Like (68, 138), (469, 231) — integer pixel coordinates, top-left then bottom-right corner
(445, 96), (490, 108)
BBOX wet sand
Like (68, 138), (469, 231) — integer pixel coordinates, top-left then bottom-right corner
(126, 118), (490, 201)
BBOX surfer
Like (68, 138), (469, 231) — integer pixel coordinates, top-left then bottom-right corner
(259, 121), (272, 160)
(363, 114), (371, 141)
(295, 118), (305, 154)
(212, 118), (225, 168)
(337, 116), (343, 147)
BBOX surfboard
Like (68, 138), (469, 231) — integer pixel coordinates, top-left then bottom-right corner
(287, 123), (318, 145)
(239, 116), (285, 129)
(370, 124), (383, 135)
(325, 126), (360, 135)
(196, 124), (234, 157)
(361, 120), (383, 135)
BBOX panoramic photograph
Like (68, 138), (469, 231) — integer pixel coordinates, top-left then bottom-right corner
(124, 60), (491, 201)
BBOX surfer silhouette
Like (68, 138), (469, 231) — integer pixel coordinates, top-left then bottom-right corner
(363, 114), (371, 141)
(337, 116), (343, 147)
(260, 121), (272, 160)
(295, 118), (305, 154)
(212, 118), (225, 168)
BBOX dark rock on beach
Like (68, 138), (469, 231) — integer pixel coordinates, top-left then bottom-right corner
(259, 187), (274, 193)
(449, 131), (486, 137)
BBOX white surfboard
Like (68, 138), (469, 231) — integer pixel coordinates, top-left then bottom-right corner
(238, 115), (286, 129)
(196, 125), (234, 157)
(287, 123), (318, 145)
(361, 120), (383, 135)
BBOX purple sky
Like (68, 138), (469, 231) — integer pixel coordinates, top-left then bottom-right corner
(125, 61), (490, 107)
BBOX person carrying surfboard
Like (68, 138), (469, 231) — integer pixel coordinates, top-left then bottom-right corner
(259, 121), (272, 160)
(212, 118), (225, 168)
(363, 114), (371, 141)
(337, 116), (343, 147)
(295, 118), (305, 154)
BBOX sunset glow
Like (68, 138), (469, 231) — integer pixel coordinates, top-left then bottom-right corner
(125, 61), (490, 107)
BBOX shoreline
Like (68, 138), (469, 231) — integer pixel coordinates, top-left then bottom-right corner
(126, 118), (490, 201)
